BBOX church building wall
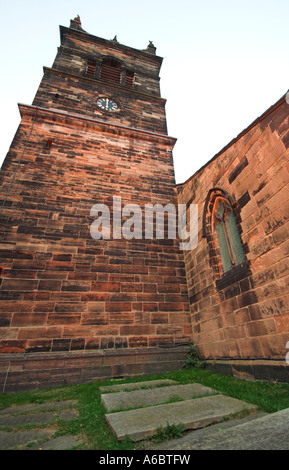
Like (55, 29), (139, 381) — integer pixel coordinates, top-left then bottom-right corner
(177, 94), (289, 368)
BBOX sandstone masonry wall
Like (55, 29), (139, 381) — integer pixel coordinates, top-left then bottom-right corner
(177, 95), (289, 361)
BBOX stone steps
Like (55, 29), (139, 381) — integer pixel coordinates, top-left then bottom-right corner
(102, 379), (257, 442)
(102, 383), (220, 412)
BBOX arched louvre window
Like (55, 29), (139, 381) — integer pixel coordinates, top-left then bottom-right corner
(100, 59), (122, 84)
(212, 196), (245, 273)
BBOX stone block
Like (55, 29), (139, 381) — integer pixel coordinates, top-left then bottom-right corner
(105, 394), (257, 441)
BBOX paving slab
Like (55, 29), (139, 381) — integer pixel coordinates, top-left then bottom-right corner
(152, 408), (289, 450)
(34, 435), (81, 450)
(105, 394), (257, 441)
(0, 429), (53, 450)
(102, 383), (219, 411)
(0, 409), (79, 429)
(0, 412), (58, 428)
(99, 379), (178, 394)
(0, 400), (78, 416)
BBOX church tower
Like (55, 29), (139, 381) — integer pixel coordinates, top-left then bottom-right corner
(0, 17), (191, 392)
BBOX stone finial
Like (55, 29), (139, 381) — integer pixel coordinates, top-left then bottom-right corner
(70, 15), (84, 31)
(145, 41), (156, 55)
(111, 35), (119, 43)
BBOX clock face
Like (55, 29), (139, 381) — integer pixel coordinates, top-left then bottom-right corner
(96, 97), (118, 111)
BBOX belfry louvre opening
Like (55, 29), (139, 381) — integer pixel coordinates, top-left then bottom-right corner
(100, 59), (122, 84)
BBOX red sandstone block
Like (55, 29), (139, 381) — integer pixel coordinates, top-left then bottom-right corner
(1, 269), (38, 279)
(168, 312), (191, 324)
(80, 292), (109, 301)
(151, 312), (168, 324)
(91, 264), (121, 274)
(159, 302), (187, 312)
(85, 338), (100, 350)
(1, 279), (38, 291)
(121, 282), (143, 292)
(156, 324), (183, 335)
(46, 261), (75, 271)
(2, 301), (34, 313)
(67, 271), (97, 280)
(62, 326), (93, 338)
(105, 302), (132, 312)
(70, 338), (85, 350)
(184, 324), (192, 335)
(11, 259), (46, 271)
(128, 336), (148, 348)
(165, 293), (190, 303)
(61, 280), (91, 291)
(22, 292), (51, 302)
(275, 313), (289, 333)
(12, 310), (48, 327)
(109, 293), (137, 302)
(0, 249), (34, 260)
(136, 293), (164, 302)
(272, 222), (288, 246)
(18, 327), (62, 339)
(26, 339), (52, 353)
(87, 302), (105, 313)
(120, 265), (148, 274)
(50, 292), (82, 301)
(143, 302), (158, 312)
(143, 283), (157, 293)
(52, 253), (73, 261)
(38, 280), (62, 291)
(54, 302), (86, 313)
(219, 297), (239, 315)
(47, 313), (81, 325)
(119, 325), (155, 335)
(258, 334), (287, 358)
(246, 318), (277, 337)
(37, 270), (68, 280)
(148, 336), (174, 346)
(81, 312), (109, 325)
(109, 312), (134, 324)
(91, 282), (120, 292)
(0, 340), (25, 353)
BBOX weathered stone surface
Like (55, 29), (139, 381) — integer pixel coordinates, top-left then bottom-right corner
(0, 399), (80, 449)
(0, 429), (53, 450)
(0, 400), (78, 415)
(35, 435), (81, 450)
(105, 394), (257, 441)
(152, 408), (289, 450)
(99, 379), (178, 393)
(0, 408), (78, 429)
(102, 383), (219, 411)
(0, 412), (58, 428)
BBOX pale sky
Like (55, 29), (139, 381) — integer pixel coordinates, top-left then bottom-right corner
(1, 0), (289, 184)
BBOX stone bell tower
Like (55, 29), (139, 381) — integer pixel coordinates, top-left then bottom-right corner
(0, 17), (191, 392)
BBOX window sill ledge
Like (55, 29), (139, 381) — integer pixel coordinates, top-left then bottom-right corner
(216, 261), (251, 291)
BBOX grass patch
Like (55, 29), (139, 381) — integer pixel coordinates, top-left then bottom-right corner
(152, 422), (186, 443)
(1, 368), (289, 449)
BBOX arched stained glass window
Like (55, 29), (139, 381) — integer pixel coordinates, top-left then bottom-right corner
(212, 196), (245, 273)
